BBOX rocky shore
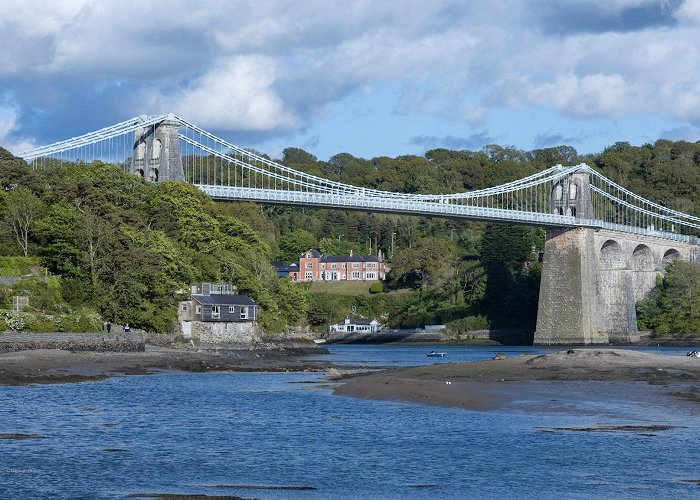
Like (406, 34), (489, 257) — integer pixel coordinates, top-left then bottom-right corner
(333, 349), (700, 411)
(0, 340), (330, 386)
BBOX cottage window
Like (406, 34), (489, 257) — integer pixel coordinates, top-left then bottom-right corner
(352, 271), (360, 279)
(195, 305), (202, 314)
(229, 306), (235, 313)
(366, 272), (376, 280)
(331, 263), (337, 269)
(305, 262), (313, 269)
(352, 263), (360, 268)
(181, 304), (187, 311)
(240, 306), (249, 320)
(305, 271), (313, 279)
(212, 306), (220, 319)
(342, 263), (346, 269)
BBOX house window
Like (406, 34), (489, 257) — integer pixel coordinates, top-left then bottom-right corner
(342, 263), (346, 269)
(240, 306), (249, 320)
(181, 304), (187, 311)
(366, 272), (376, 280)
(229, 306), (235, 313)
(331, 263), (337, 269)
(305, 271), (313, 280)
(195, 305), (202, 314)
(305, 262), (313, 269)
(352, 263), (360, 268)
(292, 273), (297, 282)
(352, 271), (360, 279)
(211, 306), (220, 319)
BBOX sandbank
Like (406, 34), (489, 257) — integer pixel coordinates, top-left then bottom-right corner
(333, 349), (700, 412)
(0, 343), (330, 386)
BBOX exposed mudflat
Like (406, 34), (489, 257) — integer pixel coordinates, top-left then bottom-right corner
(333, 349), (700, 412)
(0, 343), (331, 386)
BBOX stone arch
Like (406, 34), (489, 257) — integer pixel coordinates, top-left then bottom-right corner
(569, 182), (578, 200)
(135, 141), (146, 160)
(662, 248), (681, 268)
(554, 183), (563, 201)
(148, 168), (159, 182)
(600, 240), (624, 270)
(631, 244), (655, 271)
(152, 138), (162, 161)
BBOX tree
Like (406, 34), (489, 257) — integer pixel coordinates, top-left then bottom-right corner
(80, 208), (112, 289)
(637, 261), (700, 334)
(278, 229), (316, 263)
(5, 187), (44, 257)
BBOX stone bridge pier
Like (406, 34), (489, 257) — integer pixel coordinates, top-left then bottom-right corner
(534, 227), (696, 345)
(131, 117), (183, 182)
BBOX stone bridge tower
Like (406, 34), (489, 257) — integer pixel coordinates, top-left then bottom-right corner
(534, 170), (692, 345)
(131, 115), (183, 182)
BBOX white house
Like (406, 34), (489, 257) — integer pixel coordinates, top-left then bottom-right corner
(329, 317), (383, 334)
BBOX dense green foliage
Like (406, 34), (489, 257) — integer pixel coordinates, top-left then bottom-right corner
(2, 137), (700, 335)
(637, 261), (700, 335)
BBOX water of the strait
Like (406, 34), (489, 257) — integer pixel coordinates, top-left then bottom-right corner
(1, 344), (698, 499)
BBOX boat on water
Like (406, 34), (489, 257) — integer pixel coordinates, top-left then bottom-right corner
(427, 351), (446, 357)
(313, 339), (327, 344)
(688, 350), (700, 358)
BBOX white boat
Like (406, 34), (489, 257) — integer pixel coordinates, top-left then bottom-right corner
(313, 339), (327, 344)
(687, 350), (700, 358)
(427, 351), (446, 357)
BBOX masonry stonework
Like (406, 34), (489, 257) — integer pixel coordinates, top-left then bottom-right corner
(182, 321), (261, 344)
(535, 228), (692, 345)
(132, 118), (183, 182)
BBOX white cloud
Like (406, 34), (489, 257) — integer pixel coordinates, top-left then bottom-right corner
(4, 0), (700, 138)
(140, 56), (297, 131)
(0, 108), (35, 154)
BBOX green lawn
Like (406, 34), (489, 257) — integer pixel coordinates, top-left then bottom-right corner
(309, 281), (413, 296)
(309, 281), (376, 296)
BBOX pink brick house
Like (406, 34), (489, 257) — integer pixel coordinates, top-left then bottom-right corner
(289, 249), (388, 282)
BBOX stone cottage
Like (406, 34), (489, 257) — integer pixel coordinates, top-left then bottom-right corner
(178, 283), (260, 343)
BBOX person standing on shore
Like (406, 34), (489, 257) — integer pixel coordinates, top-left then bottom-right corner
(106, 321), (112, 334)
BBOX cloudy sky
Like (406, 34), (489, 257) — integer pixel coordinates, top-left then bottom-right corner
(1, 0), (699, 160)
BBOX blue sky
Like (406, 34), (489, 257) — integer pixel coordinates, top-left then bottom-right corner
(1, 0), (700, 161)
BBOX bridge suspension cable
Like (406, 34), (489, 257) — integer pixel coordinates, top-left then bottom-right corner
(15, 113), (700, 244)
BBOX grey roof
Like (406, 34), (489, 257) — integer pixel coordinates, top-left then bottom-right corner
(322, 255), (379, 263)
(192, 294), (256, 306)
(345, 318), (376, 325)
(303, 249), (323, 258)
(272, 262), (298, 272)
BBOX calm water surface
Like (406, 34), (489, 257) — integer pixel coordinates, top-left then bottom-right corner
(0, 345), (698, 499)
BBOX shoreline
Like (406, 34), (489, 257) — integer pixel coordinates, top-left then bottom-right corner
(0, 342), (331, 386)
(332, 349), (700, 412)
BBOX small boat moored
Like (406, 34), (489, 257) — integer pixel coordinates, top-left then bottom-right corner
(687, 350), (700, 358)
(313, 338), (327, 344)
(427, 351), (446, 358)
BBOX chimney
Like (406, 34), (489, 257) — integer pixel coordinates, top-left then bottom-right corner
(350, 249), (353, 257)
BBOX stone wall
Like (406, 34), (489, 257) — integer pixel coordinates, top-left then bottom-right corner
(535, 227), (694, 345)
(184, 321), (260, 344)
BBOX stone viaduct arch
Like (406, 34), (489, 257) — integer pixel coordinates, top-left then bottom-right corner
(535, 228), (692, 345)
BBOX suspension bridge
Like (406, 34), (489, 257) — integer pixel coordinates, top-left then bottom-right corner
(16, 113), (700, 345)
(18, 112), (700, 243)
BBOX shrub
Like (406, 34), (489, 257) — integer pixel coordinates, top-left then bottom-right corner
(445, 315), (490, 336)
(3, 311), (27, 332)
(369, 283), (384, 294)
(0, 256), (42, 277)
